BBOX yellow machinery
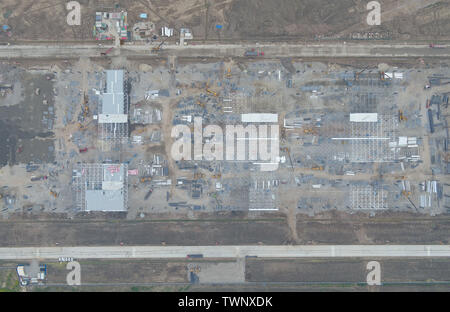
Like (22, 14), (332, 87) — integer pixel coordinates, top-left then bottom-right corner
(398, 110), (407, 122)
(205, 83), (219, 97)
(212, 173), (221, 179)
(82, 92), (89, 118)
(140, 177), (152, 183)
(303, 128), (317, 134)
(194, 172), (205, 180)
(206, 88), (218, 97)
(50, 190), (58, 198)
(225, 68), (232, 78)
(312, 166), (324, 171)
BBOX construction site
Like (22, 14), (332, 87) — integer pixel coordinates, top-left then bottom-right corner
(0, 49), (448, 220)
(0, 1), (450, 293)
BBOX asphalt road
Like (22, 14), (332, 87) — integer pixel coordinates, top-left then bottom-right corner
(0, 43), (449, 59)
(1, 245), (449, 260)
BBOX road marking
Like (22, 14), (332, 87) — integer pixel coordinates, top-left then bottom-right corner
(1, 245), (450, 260)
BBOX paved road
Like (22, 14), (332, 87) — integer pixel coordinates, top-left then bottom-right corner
(0, 43), (450, 59)
(0, 245), (449, 260)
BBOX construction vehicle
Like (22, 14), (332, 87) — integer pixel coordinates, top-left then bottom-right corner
(144, 188), (153, 200)
(212, 173), (222, 179)
(82, 92), (89, 118)
(312, 166), (324, 171)
(225, 67), (232, 78)
(193, 171), (204, 180)
(244, 49), (264, 57)
(303, 127), (317, 135)
(140, 176), (152, 183)
(50, 190), (58, 198)
(100, 47), (113, 56)
(205, 86), (218, 97)
(402, 190), (411, 197)
(31, 175), (48, 182)
(151, 38), (167, 53)
(398, 110), (407, 122)
(134, 127), (146, 134)
(380, 71), (386, 81)
(196, 100), (205, 108)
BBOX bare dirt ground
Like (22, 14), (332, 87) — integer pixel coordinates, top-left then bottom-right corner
(0, 218), (290, 246)
(246, 258), (450, 283)
(46, 259), (189, 283)
(0, 212), (449, 246)
(0, 0), (449, 42)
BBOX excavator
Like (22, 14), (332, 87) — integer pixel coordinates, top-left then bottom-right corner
(151, 38), (168, 53)
(205, 82), (219, 97)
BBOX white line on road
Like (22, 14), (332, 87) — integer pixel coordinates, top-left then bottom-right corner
(0, 245), (449, 260)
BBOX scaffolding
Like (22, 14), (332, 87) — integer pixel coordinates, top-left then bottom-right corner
(350, 184), (388, 210)
(350, 114), (398, 162)
(349, 72), (391, 113)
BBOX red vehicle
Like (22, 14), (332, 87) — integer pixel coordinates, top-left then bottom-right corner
(79, 147), (88, 153)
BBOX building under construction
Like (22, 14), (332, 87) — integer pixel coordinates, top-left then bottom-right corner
(98, 70), (129, 150)
(72, 163), (128, 212)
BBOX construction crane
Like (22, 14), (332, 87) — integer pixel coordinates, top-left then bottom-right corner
(100, 47), (113, 56)
(151, 38), (168, 53)
(355, 67), (368, 81)
(281, 147), (294, 170)
(206, 88), (218, 97)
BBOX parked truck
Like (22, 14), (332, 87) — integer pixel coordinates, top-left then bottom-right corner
(244, 49), (264, 57)
(187, 254), (203, 259)
(30, 175), (47, 182)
